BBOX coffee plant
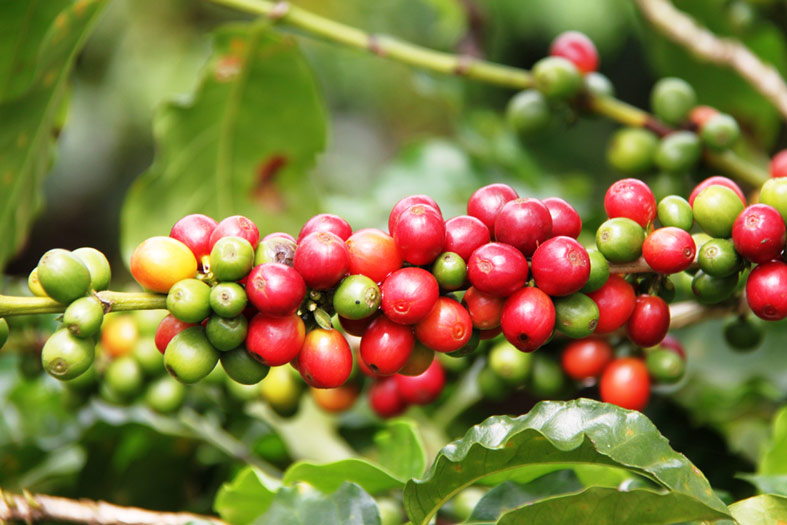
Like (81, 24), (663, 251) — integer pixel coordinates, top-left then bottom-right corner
(4, 0), (787, 523)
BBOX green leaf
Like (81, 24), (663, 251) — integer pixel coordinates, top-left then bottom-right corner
(374, 419), (427, 481)
(729, 494), (787, 525)
(214, 466), (281, 525)
(403, 398), (731, 525)
(120, 22), (327, 260)
(0, 0), (106, 269)
(738, 474), (787, 496)
(282, 459), (402, 495)
(254, 482), (380, 525)
(759, 405), (787, 475)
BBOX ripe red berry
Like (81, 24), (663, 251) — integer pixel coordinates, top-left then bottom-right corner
(604, 178), (656, 228)
(561, 338), (614, 380)
(298, 213), (352, 242)
(530, 236), (590, 296)
(381, 267), (439, 325)
(338, 314), (378, 338)
(155, 314), (196, 354)
(542, 197), (582, 238)
(369, 376), (407, 418)
(642, 227), (696, 274)
(297, 329), (353, 389)
(626, 295), (670, 347)
(346, 228), (402, 284)
(770, 149), (787, 178)
(689, 105), (719, 129)
(549, 31), (598, 74)
(467, 183), (519, 234)
(395, 358), (445, 405)
(246, 314), (305, 366)
(444, 215), (491, 262)
(388, 194), (442, 235)
(392, 204), (445, 265)
(263, 231), (296, 243)
(461, 286), (504, 330)
(732, 204), (786, 264)
(659, 334), (686, 360)
(170, 214), (217, 265)
(467, 242), (529, 297)
(600, 358), (650, 411)
(360, 316), (415, 375)
(209, 215), (260, 250)
(414, 297), (473, 353)
(586, 274), (636, 334)
(293, 231), (350, 290)
(688, 176), (746, 207)
(500, 287), (555, 352)
(246, 263), (306, 317)
(494, 198), (552, 256)
(746, 261), (787, 321)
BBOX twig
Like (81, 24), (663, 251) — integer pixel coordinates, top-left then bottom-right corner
(636, 0), (787, 121)
(0, 291), (166, 317)
(0, 488), (225, 524)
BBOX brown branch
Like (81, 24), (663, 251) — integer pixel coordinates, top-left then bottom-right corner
(636, 0), (787, 120)
(0, 489), (226, 525)
(668, 300), (731, 330)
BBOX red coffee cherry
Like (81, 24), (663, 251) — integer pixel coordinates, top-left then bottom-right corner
(642, 227), (696, 274)
(626, 295), (670, 347)
(467, 242), (529, 297)
(732, 204), (786, 264)
(561, 338), (614, 380)
(462, 286), (504, 330)
(246, 313), (305, 366)
(746, 261), (787, 321)
(542, 197), (582, 239)
(414, 297), (473, 353)
(388, 194), (442, 235)
(155, 314), (196, 354)
(346, 228), (402, 284)
(531, 236), (590, 296)
(549, 31), (598, 73)
(360, 316), (415, 376)
(170, 214), (217, 265)
(604, 178), (656, 228)
(659, 334), (686, 359)
(298, 213), (352, 242)
(297, 329), (353, 389)
(494, 198), (552, 257)
(263, 231), (296, 243)
(293, 231), (350, 290)
(209, 215), (260, 250)
(369, 376), (407, 418)
(586, 274), (636, 334)
(467, 183), (519, 234)
(770, 149), (787, 178)
(393, 204), (445, 266)
(688, 176), (746, 207)
(500, 287), (555, 352)
(444, 215), (491, 262)
(394, 358), (445, 405)
(600, 357), (650, 411)
(689, 105), (719, 129)
(338, 314), (378, 338)
(246, 263), (306, 317)
(381, 267), (439, 325)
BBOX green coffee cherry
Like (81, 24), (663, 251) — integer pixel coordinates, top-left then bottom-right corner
(133, 336), (164, 375)
(581, 248), (610, 293)
(446, 329), (481, 358)
(606, 127), (659, 174)
(63, 363), (98, 391)
(72, 247), (111, 291)
(477, 366), (512, 401)
(259, 365), (302, 417)
(333, 275), (381, 320)
(27, 268), (48, 297)
(488, 340), (531, 385)
(648, 172), (686, 202)
(145, 375), (186, 414)
(134, 309), (168, 336)
(529, 355), (565, 398)
(595, 217), (645, 263)
(701, 113), (740, 150)
(226, 378), (261, 402)
(63, 296), (104, 339)
(554, 293), (600, 338)
(646, 349), (685, 384)
(37, 249), (91, 304)
(584, 72), (615, 97)
(759, 178), (787, 223)
(657, 195), (693, 231)
(255, 235), (297, 266)
(532, 56), (582, 99)
(506, 89), (551, 136)
(654, 131), (701, 173)
(206, 314), (248, 351)
(431, 252), (467, 291)
(41, 328), (95, 380)
(211, 236), (255, 282)
(164, 326), (219, 384)
(105, 355), (144, 399)
(167, 278), (212, 323)
(651, 77), (696, 125)
(723, 316), (764, 352)
(698, 238), (742, 277)
(220, 347), (270, 385)
(209, 282), (248, 318)
(693, 186), (745, 238)
(691, 270), (738, 304)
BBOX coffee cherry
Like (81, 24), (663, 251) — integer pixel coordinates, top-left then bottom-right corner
(145, 375), (186, 414)
(167, 278), (211, 323)
(467, 242), (529, 297)
(220, 346), (270, 385)
(506, 89), (551, 137)
(654, 131), (701, 173)
(553, 293), (599, 338)
(604, 178), (657, 228)
(131, 237), (198, 293)
(293, 231), (350, 290)
(461, 286), (504, 330)
(298, 213), (352, 243)
(334, 274), (381, 320)
(312, 383), (360, 413)
(414, 297), (473, 353)
(101, 314), (139, 358)
(543, 197), (582, 239)
(692, 185), (745, 238)
(467, 183), (519, 233)
(443, 215), (490, 262)
(379, 267), (439, 325)
(346, 228), (402, 283)
(206, 314), (248, 351)
(626, 295), (670, 347)
(657, 195), (693, 231)
(532, 56), (582, 99)
(209, 215), (260, 250)
(531, 236), (590, 296)
(595, 217), (645, 263)
(651, 77), (696, 126)
(477, 365), (512, 401)
(360, 316), (415, 375)
(500, 287), (555, 352)
(210, 236), (255, 282)
(646, 349), (685, 384)
(64, 296), (104, 339)
(600, 358), (650, 411)
(338, 314), (377, 337)
(732, 204), (786, 263)
(701, 113), (740, 150)
(388, 194), (442, 235)
(41, 328), (95, 380)
(259, 365), (303, 417)
(246, 263), (306, 317)
(688, 176), (746, 207)
(246, 313), (305, 366)
(581, 248), (610, 293)
(723, 315), (764, 351)
(432, 252), (467, 291)
(494, 198), (552, 257)
(584, 71), (615, 97)
(643, 227), (696, 274)
(72, 247), (112, 291)
(369, 376), (407, 418)
(606, 128), (659, 174)
(298, 329), (353, 389)
(549, 31), (598, 73)
(0, 319), (8, 349)
(697, 238), (741, 277)
(255, 234), (297, 267)
(398, 342), (435, 376)
(759, 177), (787, 223)
(133, 337), (163, 376)
(692, 270), (738, 304)
(529, 355), (566, 398)
(170, 214), (217, 264)
(164, 326), (219, 384)
(746, 261), (787, 320)
(105, 356), (144, 399)
(770, 150), (787, 178)
(488, 340), (531, 384)
(393, 204), (445, 265)
(561, 338), (613, 381)
(27, 268), (47, 297)
(395, 358), (445, 405)
(209, 282), (247, 318)
(689, 105), (719, 129)
(155, 314), (195, 354)
(37, 249), (91, 304)
(587, 274), (636, 334)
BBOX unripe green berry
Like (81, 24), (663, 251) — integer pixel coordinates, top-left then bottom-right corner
(72, 247), (111, 291)
(701, 113), (740, 150)
(723, 316), (764, 352)
(27, 268), (48, 297)
(145, 375), (186, 414)
(37, 249), (91, 304)
(488, 340), (531, 385)
(698, 238), (742, 277)
(581, 248), (610, 293)
(584, 72), (615, 97)
(759, 178), (787, 223)
(167, 278), (212, 323)
(532, 56), (582, 99)
(692, 186), (745, 238)
(220, 346), (270, 385)
(333, 275), (381, 320)
(607, 128), (659, 174)
(654, 131), (701, 173)
(431, 252), (467, 291)
(554, 293), (600, 338)
(506, 89), (551, 136)
(41, 328), (95, 380)
(691, 270), (738, 304)
(209, 282), (248, 318)
(595, 217), (645, 263)
(529, 355), (565, 398)
(164, 326), (219, 384)
(211, 236), (255, 281)
(657, 195), (693, 231)
(477, 365), (512, 401)
(205, 314), (248, 352)
(64, 296), (104, 339)
(646, 349), (685, 384)
(105, 355), (144, 399)
(133, 336), (164, 375)
(651, 77), (696, 125)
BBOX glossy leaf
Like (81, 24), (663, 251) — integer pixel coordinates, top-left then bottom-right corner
(0, 0), (106, 269)
(282, 459), (402, 495)
(729, 494), (787, 524)
(374, 419), (427, 481)
(214, 466), (281, 525)
(254, 481), (380, 525)
(738, 474), (787, 496)
(403, 398), (731, 525)
(120, 22), (327, 260)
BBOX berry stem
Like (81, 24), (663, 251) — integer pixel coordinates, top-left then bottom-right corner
(0, 291), (167, 317)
